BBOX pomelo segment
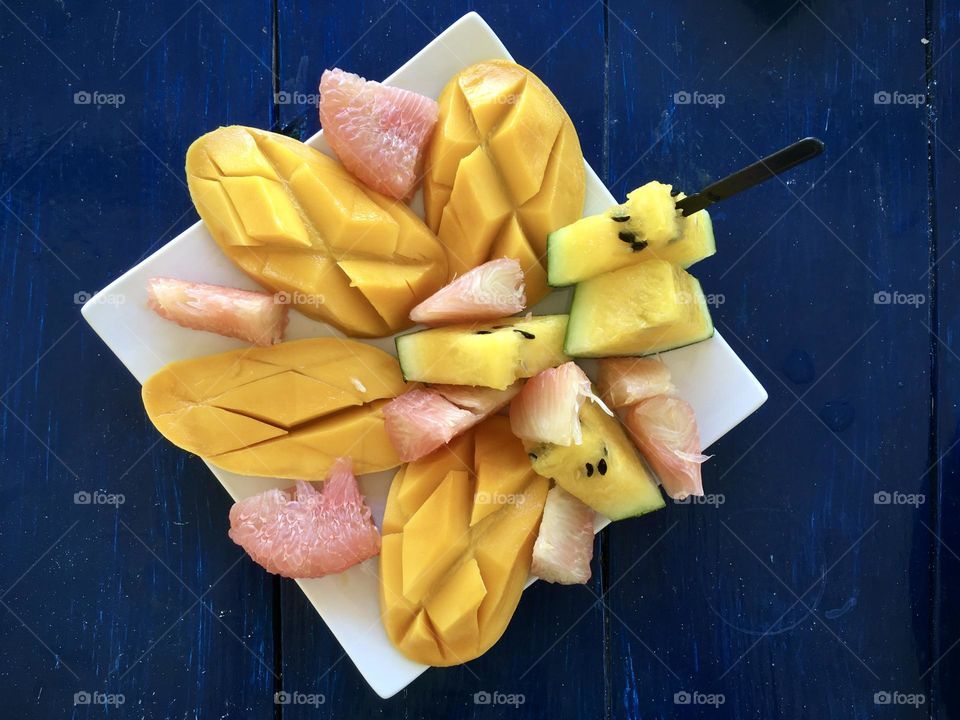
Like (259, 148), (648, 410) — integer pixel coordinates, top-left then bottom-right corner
(383, 382), (521, 462)
(509, 362), (610, 446)
(531, 486), (595, 585)
(146, 277), (288, 346)
(319, 68), (439, 200)
(597, 357), (675, 409)
(624, 396), (709, 500)
(227, 458), (380, 578)
(409, 258), (526, 325)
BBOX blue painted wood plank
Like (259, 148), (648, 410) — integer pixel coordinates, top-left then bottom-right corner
(604, 1), (932, 718)
(274, 1), (608, 716)
(930, 0), (960, 716)
(0, 1), (277, 717)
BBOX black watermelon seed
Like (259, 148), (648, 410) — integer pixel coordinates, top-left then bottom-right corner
(514, 329), (536, 340)
(597, 458), (608, 475)
(618, 231), (636, 244)
(611, 215), (631, 223)
(631, 240), (648, 253)
(475, 330), (492, 335)
(585, 463), (594, 477)
(528, 452), (538, 460)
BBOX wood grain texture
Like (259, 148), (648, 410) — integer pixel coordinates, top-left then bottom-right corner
(0, 0), (950, 718)
(930, 0), (960, 717)
(0, 1), (277, 717)
(604, 1), (932, 718)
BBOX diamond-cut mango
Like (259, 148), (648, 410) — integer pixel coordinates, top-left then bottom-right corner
(379, 416), (549, 666)
(186, 126), (448, 337)
(142, 338), (409, 479)
(423, 60), (585, 298)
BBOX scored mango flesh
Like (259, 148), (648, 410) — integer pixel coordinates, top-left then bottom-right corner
(186, 126), (449, 337)
(142, 338), (409, 479)
(380, 416), (549, 666)
(423, 60), (586, 305)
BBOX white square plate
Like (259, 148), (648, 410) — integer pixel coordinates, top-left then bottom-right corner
(82, 11), (767, 698)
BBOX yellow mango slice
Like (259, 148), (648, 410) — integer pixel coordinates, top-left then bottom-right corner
(424, 60), (585, 305)
(288, 164), (399, 256)
(380, 416), (549, 666)
(219, 176), (311, 248)
(186, 126), (448, 337)
(423, 558), (485, 658)
(490, 215), (550, 303)
(142, 338), (409, 479)
(383, 432), (474, 535)
(401, 470), (472, 603)
(471, 416), (535, 525)
(458, 62), (528, 137)
(428, 83), (480, 191)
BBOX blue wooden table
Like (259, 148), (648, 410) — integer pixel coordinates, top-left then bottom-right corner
(1, 1), (956, 717)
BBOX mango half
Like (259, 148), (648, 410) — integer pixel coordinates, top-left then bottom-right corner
(423, 60), (586, 304)
(380, 415), (549, 666)
(186, 126), (449, 337)
(142, 338), (409, 479)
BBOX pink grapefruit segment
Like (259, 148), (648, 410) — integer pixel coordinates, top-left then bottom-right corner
(624, 396), (710, 500)
(227, 458), (380, 578)
(510, 362), (610, 446)
(319, 68), (439, 200)
(597, 357), (675, 409)
(146, 277), (288, 346)
(383, 382), (521, 461)
(409, 258), (526, 325)
(531, 486), (595, 585)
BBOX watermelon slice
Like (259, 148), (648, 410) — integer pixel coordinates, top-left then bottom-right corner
(624, 395), (710, 500)
(383, 382), (521, 461)
(596, 357), (675, 409)
(146, 277), (288, 346)
(319, 68), (439, 200)
(531, 486), (595, 584)
(510, 362), (610, 446)
(409, 258), (526, 325)
(227, 458), (380, 578)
